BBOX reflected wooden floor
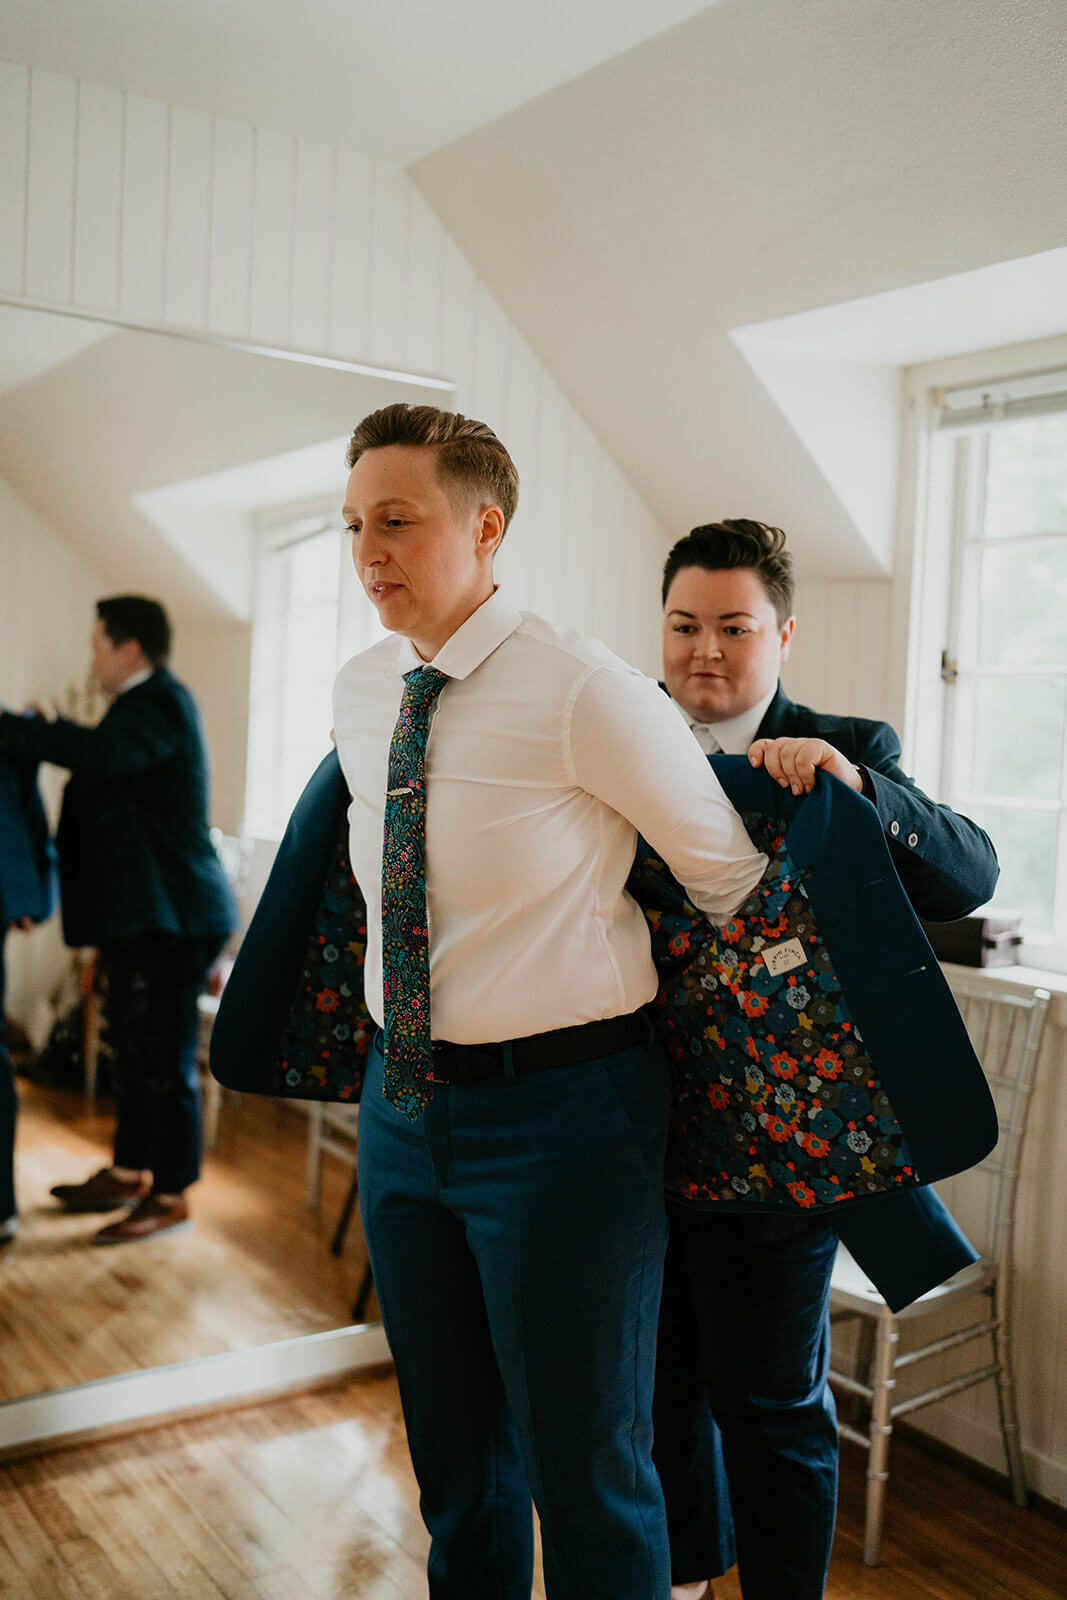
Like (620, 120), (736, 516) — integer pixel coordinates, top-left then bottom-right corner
(1, 1369), (1064, 1599)
(2, 1079), (372, 1400)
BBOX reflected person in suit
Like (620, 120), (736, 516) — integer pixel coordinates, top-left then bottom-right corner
(0, 749), (54, 1244)
(0, 597), (236, 1244)
(653, 520), (999, 1600)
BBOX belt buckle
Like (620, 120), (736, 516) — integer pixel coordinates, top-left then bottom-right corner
(428, 1041), (452, 1086)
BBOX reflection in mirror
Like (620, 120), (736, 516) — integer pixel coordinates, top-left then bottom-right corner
(0, 303), (452, 1406)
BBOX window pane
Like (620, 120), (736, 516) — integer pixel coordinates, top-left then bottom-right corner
(975, 539), (1067, 668)
(969, 805), (1059, 934)
(982, 413), (1067, 539)
(964, 677), (1066, 802)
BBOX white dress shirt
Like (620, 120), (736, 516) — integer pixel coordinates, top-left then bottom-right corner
(333, 590), (767, 1045)
(678, 685), (778, 756)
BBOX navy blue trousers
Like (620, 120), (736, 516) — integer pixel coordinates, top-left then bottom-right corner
(106, 933), (223, 1194)
(652, 1202), (839, 1599)
(358, 1029), (673, 1600)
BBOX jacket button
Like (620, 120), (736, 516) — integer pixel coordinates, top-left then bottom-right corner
(907, 832), (919, 848)
(889, 820), (900, 837)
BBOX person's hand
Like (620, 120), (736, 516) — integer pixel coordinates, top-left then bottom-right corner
(9, 917), (35, 932)
(748, 736), (863, 796)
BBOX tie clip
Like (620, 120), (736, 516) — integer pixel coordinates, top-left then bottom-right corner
(386, 786), (413, 797)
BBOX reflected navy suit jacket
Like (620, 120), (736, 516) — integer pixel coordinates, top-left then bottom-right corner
(211, 749), (998, 1311)
(0, 671), (235, 948)
(0, 750), (54, 925)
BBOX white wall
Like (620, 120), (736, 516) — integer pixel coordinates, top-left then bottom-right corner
(170, 622), (251, 838)
(783, 578), (896, 728)
(0, 58), (669, 678)
(0, 476), (107, 1032)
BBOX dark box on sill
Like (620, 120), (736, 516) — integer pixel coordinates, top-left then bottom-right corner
(919, 912), (1022, 969)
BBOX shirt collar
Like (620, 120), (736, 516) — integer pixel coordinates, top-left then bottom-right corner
(391, 589), (524, 682)
(678, 683), (778, 756)
(116, 666), (155, 695)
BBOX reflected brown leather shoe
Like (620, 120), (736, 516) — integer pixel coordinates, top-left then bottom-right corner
(93, 1194), (191, 1245)
(50, 1167), (150, 1211)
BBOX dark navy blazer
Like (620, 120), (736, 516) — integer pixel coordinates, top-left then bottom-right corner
(0, 670), (235, 947)
(0, 750), (54, 924)
(212, 748), (997, 1310)
(756, 685), (998, 920)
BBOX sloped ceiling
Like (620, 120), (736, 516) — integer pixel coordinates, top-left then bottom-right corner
(0, 308), (445, 620)
(0, 0), (713, 163)
(412, 0), (1067, 575)
(4, 0), (1066, 580)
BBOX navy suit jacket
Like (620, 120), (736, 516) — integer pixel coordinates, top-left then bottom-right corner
(755, 685), (999, 921)
(212, 748), (997, 1310)
(0, 749), (54, 925)
(0, 670), (235, 947)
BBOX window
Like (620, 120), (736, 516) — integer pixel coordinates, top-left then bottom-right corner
(244, 507), (383, 839)
(933, 377), (1067, 968)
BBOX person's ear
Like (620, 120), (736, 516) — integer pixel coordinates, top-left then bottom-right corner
(476, 504), (505, 558)
(779, 615), (796, 662)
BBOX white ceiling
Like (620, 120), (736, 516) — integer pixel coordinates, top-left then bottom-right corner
(0, 0), (713, 164)
(412, 0), (1067, 574)
(4, 0), (1066, 580)
(0, 307), (445, 620)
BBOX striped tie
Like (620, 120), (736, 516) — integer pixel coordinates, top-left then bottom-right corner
(380, 666), (448, 1117)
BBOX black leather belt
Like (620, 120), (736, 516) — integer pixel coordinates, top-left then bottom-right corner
(428, 1013), (644, 1085)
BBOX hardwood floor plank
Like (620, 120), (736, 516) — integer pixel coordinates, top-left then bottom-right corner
(1, 1370), (1063, 1598)
(4, 1082), (372, 1401)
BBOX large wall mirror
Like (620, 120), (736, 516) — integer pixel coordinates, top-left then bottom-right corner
(0, 302), (453, 1447)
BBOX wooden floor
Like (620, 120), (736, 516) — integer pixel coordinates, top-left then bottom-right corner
(2, 1079), (373, 1400)
(1, 1369), (1064, 1599)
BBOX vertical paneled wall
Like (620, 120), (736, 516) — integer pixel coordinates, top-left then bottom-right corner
(0, 478), (109, 1032)
(785, 578), (895, 726)
(0, 58), (667, 675)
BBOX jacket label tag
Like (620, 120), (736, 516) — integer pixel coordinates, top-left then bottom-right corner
(762, 938), (808, 977)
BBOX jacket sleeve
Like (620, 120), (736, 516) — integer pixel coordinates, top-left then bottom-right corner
(850, 718), (998, 921)
(0, 699), (181, 778)
(0, 751), (55, 923)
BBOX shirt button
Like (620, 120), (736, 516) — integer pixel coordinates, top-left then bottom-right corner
(889, 820), (900, 837)
(907, 832), (919, 848)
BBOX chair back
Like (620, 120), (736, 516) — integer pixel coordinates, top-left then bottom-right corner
(940, 977), (1050, 1272)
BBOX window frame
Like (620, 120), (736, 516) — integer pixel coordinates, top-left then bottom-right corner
(901, 333), (1067, 975)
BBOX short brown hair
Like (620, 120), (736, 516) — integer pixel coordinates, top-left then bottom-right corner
(662, 519), (795, 625)
(346, 403), (519, 534)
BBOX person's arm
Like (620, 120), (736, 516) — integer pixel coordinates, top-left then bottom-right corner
(0, 697), (181, 777)
(569, 666), (767, 922)
(749, 721), (998, 920)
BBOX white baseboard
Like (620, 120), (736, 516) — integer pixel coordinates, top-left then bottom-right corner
(0, 1321), (391, 1457)
(908, 1412), (1067, 1510)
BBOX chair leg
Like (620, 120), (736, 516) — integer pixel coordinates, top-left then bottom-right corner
(201, 1070), (221, 1151)
(863, 1312), (898, 1568)
(851, 1317), (876, 1428)
(306, 1104), (324, 1209)
(991, 1280), (1029, 1507)
(352, 1261), (375, 1323)
(332, 1164), (361, 1257)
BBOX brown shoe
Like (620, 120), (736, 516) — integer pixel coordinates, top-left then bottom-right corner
(50, 1167), (150, 1211)
(93, 1195), (191, 1245)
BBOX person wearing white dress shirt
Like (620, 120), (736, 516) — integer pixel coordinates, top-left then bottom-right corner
(331, 407), (768, 1600)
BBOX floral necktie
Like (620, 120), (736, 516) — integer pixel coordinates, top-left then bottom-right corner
(380, 665), (449, 1117)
